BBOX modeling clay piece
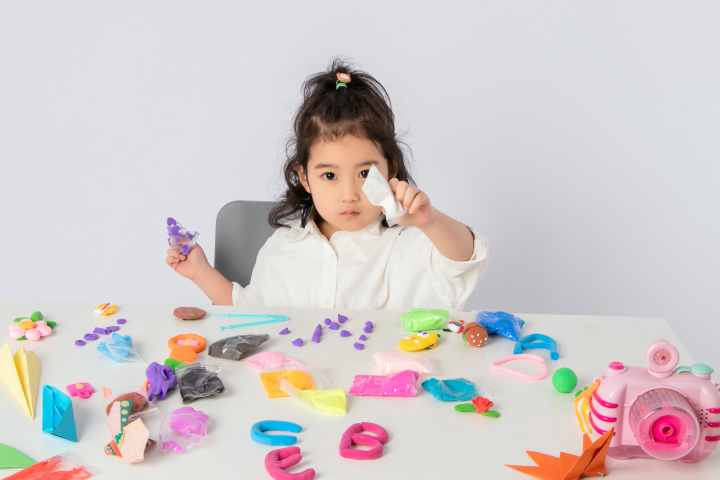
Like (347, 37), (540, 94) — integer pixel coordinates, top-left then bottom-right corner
(106, 326), (120, 333)
(0, 443), (36, 469)
(251, 421), (302, 446)
(473, 310), (525, 341)
(260, 370), (315, 398)
(364, 326), (373, 333)
(490, 354), (548, 380)
(93, 327), (109, 335)
(329, 322), (339, 330)
(339, 422), (389, 460)
(164, 358), (188, 373)
(168, 334), (206, 352)
(373, 351), (435, 375)
(444, 320), (465, 333)
(324, 318), (331, 325)
(463, 322), (488, 347)
(279, 328), (290, 335)
(159, 407), (210, 453)
(454, 396), (497, 416)
(365, 321), (373, 328)
(401, 309), (448, 331)
(94, 303), (117, 316)
(552, 367), (578, 393)
(84, 333), (98, 341)
(42, 386), (77, 442)
(117, 318), (126, 324)
(264, 447), (316, 480)
(421, 378), (478, 402)
(173, 307), (206, 320)
(292, 339), (304, 347)
(338, 314), (348, 323)
(349, 370), (419, 397)
(340, 330), (352, 337)
(358, 335), (367, 341)
(6, 454), (93, 479)
(311, 334), (321, 344)
(0, 344), (40, 419)
(506, 428), (614, 480)
(280, 380), (347, 414)
(105, 392), (150, 416)
(208, 334), (268, 361)
(167, 217), (199, 255)
(9, 312), (55, 341)
(245, 352), (306, 371)
(66, 383), (94, 399)
(75, 340), (86, 346)
(353, 343), (364, 350)
(97, 333), (143, 362)
(146, 363), (178, 401)
(514, 333), (559, 360)
(399, 331), (439, 352)
(169, 345), (197, 364)
(176, 364), (225, 404)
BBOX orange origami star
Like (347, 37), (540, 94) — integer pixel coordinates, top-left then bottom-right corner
(506, 428), (614, 480)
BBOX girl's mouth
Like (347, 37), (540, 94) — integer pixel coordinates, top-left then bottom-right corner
(341, 211), (359, 217)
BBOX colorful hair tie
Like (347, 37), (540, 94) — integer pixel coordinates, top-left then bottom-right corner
(336, 72), (351, 89)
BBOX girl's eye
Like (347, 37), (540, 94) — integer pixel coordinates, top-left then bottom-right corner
(359, 170), (369, 178)
(322, 172), (336, 180)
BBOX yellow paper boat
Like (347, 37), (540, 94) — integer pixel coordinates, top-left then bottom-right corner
(0, 344), (41, 419)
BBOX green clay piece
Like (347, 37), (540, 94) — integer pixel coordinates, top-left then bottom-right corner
(574, 386), (589, 398)
(552, 368), (578, 393)
(401, 308), (449, 332)
(46, 321), (56, 328)
(454, 403), (476, 412)
(481, 411), (500, 418)
(17, 337), (26, 341)
(30, 311), (43, 322)
(13, 318), (26, 323)
(164, 358), (188, 373)
(0, 443), (36, 469)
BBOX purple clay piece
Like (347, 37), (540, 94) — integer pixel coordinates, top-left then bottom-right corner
(279, 328), (290, 335)
(75, 340), (86, 346)
(324, 318), (331, 325)
(316, 324), (323, 331)
(364, 326), (373, 333)
(106, 326), (120, 333)
(359, 335), (367, 341)
(93, 327), (109, 335)
(311, 335), (321, 344)
(117, 319), (127, 324)
(353, 342), (364, 350)
(338, 314), (348, 323)
(329, 322), (339, 330)
(365, 321), (373, 328)
(84, 333), (99, 341)
(292, 338), (304, 347)
(340, 330), (352, 337)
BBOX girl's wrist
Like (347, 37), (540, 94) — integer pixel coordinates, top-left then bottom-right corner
(191, 263), (215, 285)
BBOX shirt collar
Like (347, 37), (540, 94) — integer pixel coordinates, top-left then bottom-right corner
(284, 215), (386, 250)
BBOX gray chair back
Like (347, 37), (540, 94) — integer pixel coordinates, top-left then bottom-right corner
(214, 200), (278, 287)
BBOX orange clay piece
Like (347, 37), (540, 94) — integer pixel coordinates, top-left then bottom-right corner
(259, 370), (315, 398)
(168, 334), (206, 353)
(169, 345), (197, 363)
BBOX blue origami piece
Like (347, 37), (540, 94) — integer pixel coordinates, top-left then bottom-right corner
(42, 385), (77, 442)
(146, 362), (178, 401)
(421, 378), (478, 402)
(476, 311), (525, 341)
(513, 333), (559, 360)
(97, 333), (143, 362)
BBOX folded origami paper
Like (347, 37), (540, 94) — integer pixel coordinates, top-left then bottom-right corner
(0, 444), (36, 469)
(0, 344), (41, 419)
(42, 385), (77, 442)
(104, 400), (156, 463)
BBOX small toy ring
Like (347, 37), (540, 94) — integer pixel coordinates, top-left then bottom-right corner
(490, 354), (548, 380)
(513, 333), (559, 360)
(251, 421), (303, 446)
(265, 446), (315, 480)
(339, 422), (389, 460)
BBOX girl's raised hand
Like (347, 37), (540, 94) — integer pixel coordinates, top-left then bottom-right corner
(386, 178), (435, 227)
(165, 243), (211, 281)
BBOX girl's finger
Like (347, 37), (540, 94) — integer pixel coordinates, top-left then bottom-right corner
(409, 192), (427, 214)
(394, 181), (408, 202)
(388, 178), (399, 190)
(403, 186), (419, 210)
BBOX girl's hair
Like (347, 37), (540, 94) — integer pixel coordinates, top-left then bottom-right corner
(269, 58), (413, 229)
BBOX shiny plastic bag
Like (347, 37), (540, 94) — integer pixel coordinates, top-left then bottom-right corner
(159, 407), (210, 453)
(104, 384), (159, 421)
(421, 377), (490, 402)
(245, 351), (306, 371)
(349, 370), (419, 397)
(279, 379), (346, 414)
(97, 333), (144, 363)
(175, 364), (226, 404)
(208, 334), (269, 361)
(167, 217), (199, 256)
(401, 309), (449, 331)
(4, 454), (96, 480)
(372, 351), (437, 375)
(471, 310), (525, 341)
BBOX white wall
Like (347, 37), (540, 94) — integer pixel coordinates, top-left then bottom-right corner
(2, 1), (719, 367)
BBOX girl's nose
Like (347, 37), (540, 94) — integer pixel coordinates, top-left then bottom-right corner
(340, 178), (360, 202)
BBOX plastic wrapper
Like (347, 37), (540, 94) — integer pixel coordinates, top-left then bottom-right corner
(471, 310), (525, 341)
(5, 453), (96, 480)
(279, 379), (347, 414)
(372, 351), (437, 375)
(258, 364), (327, 398)
(361, 165), (407, 226)
(167, 217), (199, 256)
(209, 334), (269, 361)
(349, 370), (419, 397)
(105, 384), (160, 421)
(175, 364), (226, 404)
(245, 351), (306, 371)
(421, 377), (490, 402)
(96, 333), (144, 363)
(159, 406), (210, 453)
(401, 308), (449, 331)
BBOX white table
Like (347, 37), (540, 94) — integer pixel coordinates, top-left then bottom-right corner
(1, 300), (718, 479)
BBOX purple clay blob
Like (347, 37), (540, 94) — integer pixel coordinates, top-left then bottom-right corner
(106, 326), (120, 333)
(340, 330), (352, 337)
(315, 324), (323, 331)
(93, 327), (109, 335)
(84, 333), (99, 341)
(292, 338), (304, 347)
(329, 322), (339, 331)
(324, 318), (331, 325)
(359, 335), (367, 341)
(365, 321), (373, 328)
(353, 342), (364, 350)
(117, 318), (127, 324)
(75, 340), (86, 346)
(338, 314), (348, 324)
(311, 335), (321, 344)
(279, 328), (290, 335)
(364, 326), (373, 334)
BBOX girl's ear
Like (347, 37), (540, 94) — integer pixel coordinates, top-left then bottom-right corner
(297, 165), (311, 194)
(389, 162), (398, 179)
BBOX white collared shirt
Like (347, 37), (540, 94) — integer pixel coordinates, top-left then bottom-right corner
(231, 216), (488, 311)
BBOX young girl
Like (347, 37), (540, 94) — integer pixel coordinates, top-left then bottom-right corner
(166, 59), (488, 311)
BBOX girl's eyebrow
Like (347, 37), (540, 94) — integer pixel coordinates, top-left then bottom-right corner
(314, 160), (379, 169)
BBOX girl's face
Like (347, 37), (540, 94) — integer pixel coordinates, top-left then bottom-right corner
(298, 135), (392, 238)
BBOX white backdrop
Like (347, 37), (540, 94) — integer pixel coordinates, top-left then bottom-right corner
(1, 1), (719, 367)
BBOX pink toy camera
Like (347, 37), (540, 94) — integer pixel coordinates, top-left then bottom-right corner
(590, 339), (720, 463)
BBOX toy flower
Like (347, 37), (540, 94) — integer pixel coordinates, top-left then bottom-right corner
(176, 339), (201, 347)
(9, 319), (52, 341)
(471, 396), (494, 413)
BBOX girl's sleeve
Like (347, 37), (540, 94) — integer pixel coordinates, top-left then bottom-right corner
(231, 282), (249, 306)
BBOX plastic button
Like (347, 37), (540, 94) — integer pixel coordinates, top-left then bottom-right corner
(691, 364), (714, 375)
(609, 362), (624, 370)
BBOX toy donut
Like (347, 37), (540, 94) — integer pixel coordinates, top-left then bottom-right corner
(168, 334), (206, 353)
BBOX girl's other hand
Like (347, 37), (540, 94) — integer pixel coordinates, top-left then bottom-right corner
(386, 178), (435, 227)
(165, 243), (210, 281)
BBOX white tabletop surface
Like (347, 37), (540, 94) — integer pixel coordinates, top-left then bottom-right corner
(1, 300), (719, 479)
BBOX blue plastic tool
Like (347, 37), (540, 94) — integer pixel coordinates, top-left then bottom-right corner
(513, 333), (559, 360)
